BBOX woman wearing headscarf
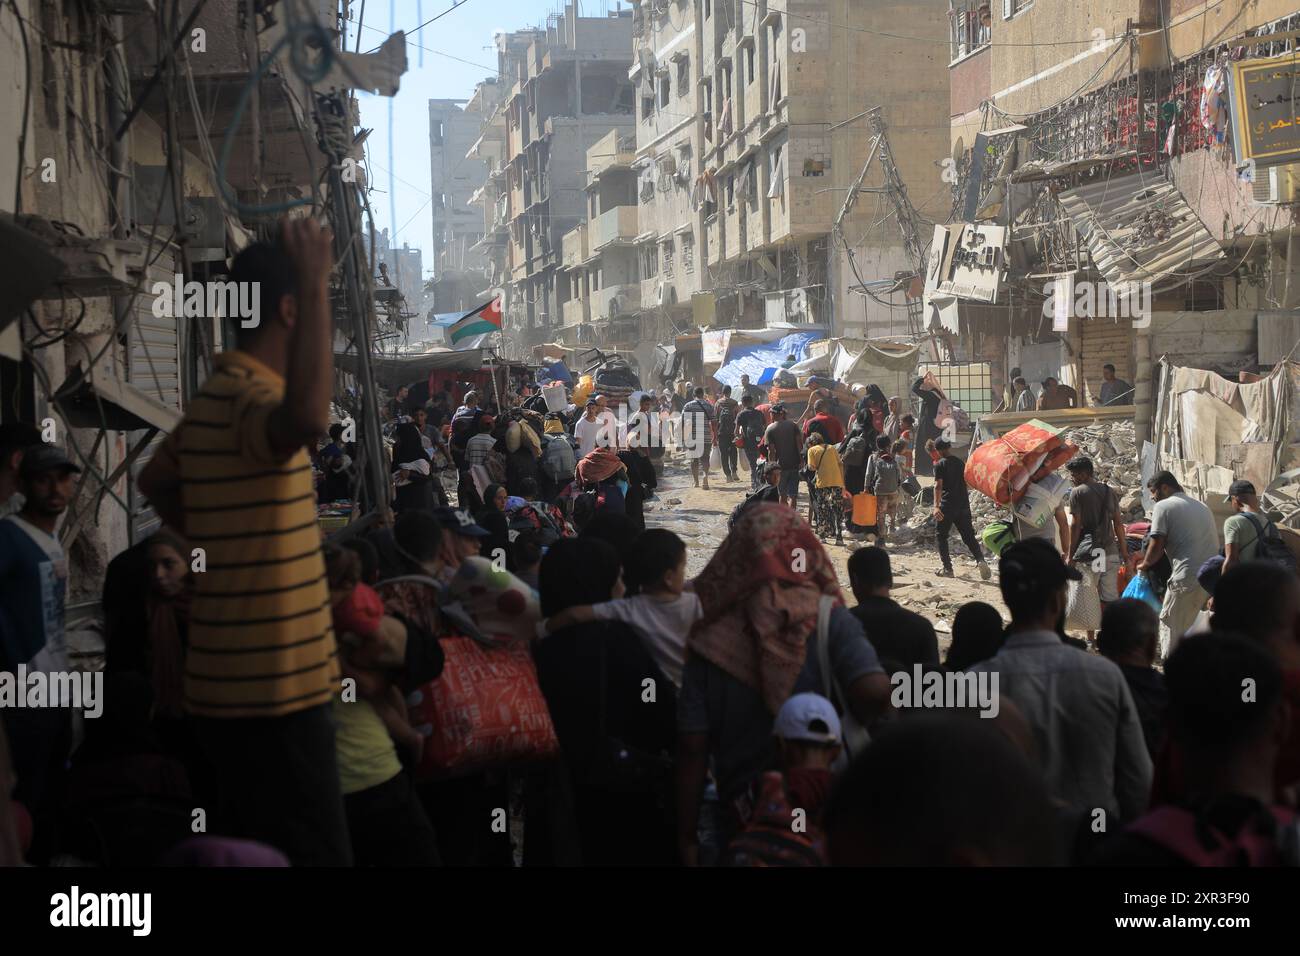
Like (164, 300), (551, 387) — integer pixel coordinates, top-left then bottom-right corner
(391, 421), (434, 514)
(574, 447), (628, 521)
(617, 449), (656, 533)
(531, 538), (677, 865)
(883, 395), (904, 445)
(838, 409), (874, 497)
(910, 372), (946, 477)
(476, 482), (511, 563)
(674, 505), (892, 863)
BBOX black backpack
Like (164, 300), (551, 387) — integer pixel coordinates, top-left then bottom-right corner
(1239, 512), (1298, 573)
(871, 456), (901, 495)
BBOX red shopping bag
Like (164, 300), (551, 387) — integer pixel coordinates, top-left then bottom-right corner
(406, 634), (559, 779)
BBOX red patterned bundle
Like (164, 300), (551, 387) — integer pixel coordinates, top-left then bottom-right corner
(965, 422), (1079, 506)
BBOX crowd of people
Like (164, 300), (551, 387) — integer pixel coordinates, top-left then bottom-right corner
(2, 221), (1298, 869)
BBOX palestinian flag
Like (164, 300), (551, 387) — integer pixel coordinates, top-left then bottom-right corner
(448, 296), (503, 345)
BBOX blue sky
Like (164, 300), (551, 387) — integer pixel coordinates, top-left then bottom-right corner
(345, 1), (634, 279)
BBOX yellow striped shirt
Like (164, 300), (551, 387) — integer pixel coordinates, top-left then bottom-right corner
(169, 350), (338, 718)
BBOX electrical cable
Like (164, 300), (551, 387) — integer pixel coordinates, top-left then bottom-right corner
(6, 0), (32, 214)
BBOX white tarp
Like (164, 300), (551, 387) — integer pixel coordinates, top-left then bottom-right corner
(1152, 358), (1295, 499)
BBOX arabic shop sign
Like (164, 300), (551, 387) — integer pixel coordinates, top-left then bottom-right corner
(1229, 55), (1300, 167)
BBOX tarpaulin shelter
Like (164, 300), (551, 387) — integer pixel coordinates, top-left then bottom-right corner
(712, 330), (824, 389)
(1151, 357), (1298, 505)
(788, 339), (921, 398)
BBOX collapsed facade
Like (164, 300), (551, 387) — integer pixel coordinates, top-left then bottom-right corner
(462, 6), (636, 362)
(943, 0), (1300, 465)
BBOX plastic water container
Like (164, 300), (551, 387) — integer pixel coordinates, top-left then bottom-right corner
(1013, 473), (1070, 530)
(542, 381), (567, 412)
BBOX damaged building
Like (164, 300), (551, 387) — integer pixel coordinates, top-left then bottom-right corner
(464, 5), (636, 362)
(942, 0), (1300, 463)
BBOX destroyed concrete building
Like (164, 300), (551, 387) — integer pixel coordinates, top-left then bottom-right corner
(465, 5), (636, 362)
(619, 0), (951, 382)
(943, 0), (1300, 463)
(428, 93), (497, 315)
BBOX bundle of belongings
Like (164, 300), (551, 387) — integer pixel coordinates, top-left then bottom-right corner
(965, 419), (1079, 506)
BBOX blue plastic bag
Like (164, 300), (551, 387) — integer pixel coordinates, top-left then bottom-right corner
(1121, 571), (1162, 612)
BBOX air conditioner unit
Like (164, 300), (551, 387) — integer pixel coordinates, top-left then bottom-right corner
(656, 153), (677, 174)
(1252, 164), (1300, 205)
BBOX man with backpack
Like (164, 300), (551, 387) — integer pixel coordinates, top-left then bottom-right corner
(1221, 479), (1295, 577)
(735, 395), (767, 490)
(539, 414), (577, 502)
(715, 385), (740, 483)
(864, 436), (903, 547)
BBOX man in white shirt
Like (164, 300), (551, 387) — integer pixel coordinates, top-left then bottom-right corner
(574, 398), (619, 458)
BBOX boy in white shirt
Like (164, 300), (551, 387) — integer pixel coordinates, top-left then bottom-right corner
(541, 529), (697, 686)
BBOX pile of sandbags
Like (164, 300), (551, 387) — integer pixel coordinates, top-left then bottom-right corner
(965, 420), (1079, 506)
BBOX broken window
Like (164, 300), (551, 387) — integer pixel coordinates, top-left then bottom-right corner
(726, 174), (735, 210)
(704, 0), (712, 18)
(641, 244), (659, 279)
(683, 233), (695, 274)
(663, 240), (675, 278)
(746, 47), (756, 85)
(659, 74), (671, 108)
(677, 57), (690, 96)
(642, 94), (655, 121)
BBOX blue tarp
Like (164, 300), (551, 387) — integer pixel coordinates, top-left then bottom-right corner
(713, 331), (825, 389)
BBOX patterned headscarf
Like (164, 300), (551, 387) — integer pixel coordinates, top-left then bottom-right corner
(576, 447), (624, 485)
(444, 556), (540, 645)
(687, 504), (843, 714)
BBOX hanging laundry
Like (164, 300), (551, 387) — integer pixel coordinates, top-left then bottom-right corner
(1199, 64), (1228, 145)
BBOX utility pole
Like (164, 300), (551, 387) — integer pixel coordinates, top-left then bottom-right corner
(832, 106), (930, 340)
(322, 94), (391, 524)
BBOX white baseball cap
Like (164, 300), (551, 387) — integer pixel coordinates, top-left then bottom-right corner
(773, 692), (842, 745)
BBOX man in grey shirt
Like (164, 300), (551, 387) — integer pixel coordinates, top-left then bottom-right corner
(1098, 364), (1133, 406)
(1137, 471), (1219, 659)
(972, 539), (1153, 824)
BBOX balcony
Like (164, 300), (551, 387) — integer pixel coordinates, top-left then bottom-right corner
(561, 225), (588, 269)
(589, 130), (638, 180)
(594, 283), (641, 321)
(590, 205), (640, 250)
(562, 297), (590, 328)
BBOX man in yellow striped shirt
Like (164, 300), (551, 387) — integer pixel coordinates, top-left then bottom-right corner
(139, 218), (350, 865)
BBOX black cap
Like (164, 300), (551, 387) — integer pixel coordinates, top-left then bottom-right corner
(999, 539), (1082, 596)
(19, 445), (82, 479)
(430, 506), (490, 537)
(1225, 479), (1256, 503)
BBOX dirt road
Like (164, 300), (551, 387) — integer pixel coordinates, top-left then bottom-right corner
(643, 452), (1007, 658)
